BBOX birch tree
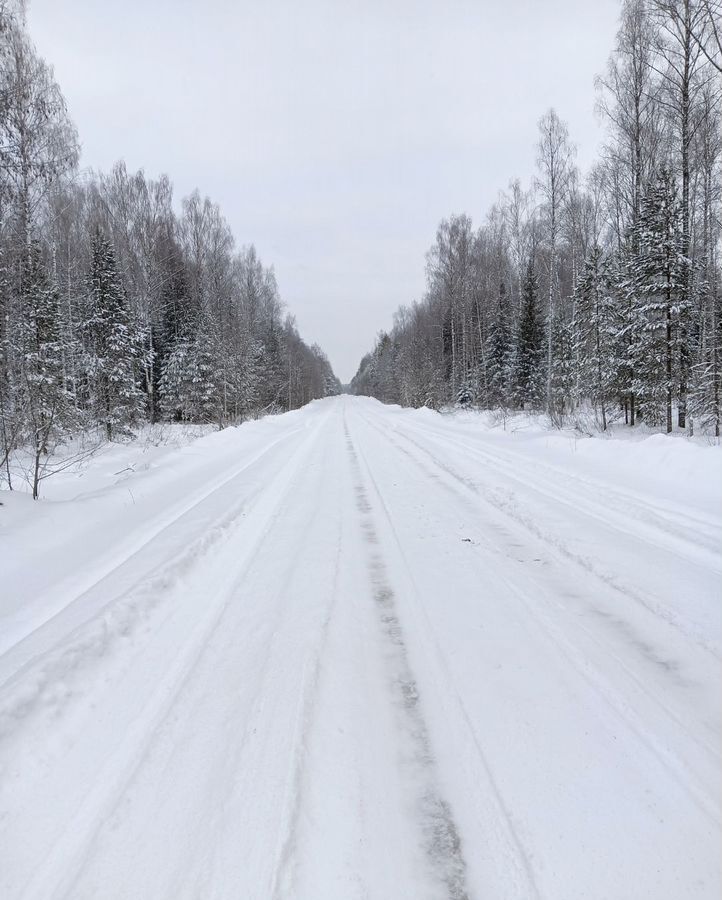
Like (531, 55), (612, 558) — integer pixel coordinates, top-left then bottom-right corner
(535, 109), (576, 420)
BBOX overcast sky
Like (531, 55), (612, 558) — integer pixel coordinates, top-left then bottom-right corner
(28, 0), (620, 383)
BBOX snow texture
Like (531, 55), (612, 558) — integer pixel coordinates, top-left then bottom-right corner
(1, 396), (720, 899)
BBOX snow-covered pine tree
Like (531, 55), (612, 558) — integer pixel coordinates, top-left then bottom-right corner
(514, 261), (546, 409)
(456, 379), (474, 407)
(573, 245), (619, 430)
(83, 231), (146, 440)
(486, 280), (514, 408)
(630, 170), (686, 432)
(15, 241), (76, 497)
(158, 329), (195, 421)
(190, 311), (224, 425)
(158, 313), (224, 425)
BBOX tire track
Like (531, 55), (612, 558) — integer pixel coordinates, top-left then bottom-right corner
(400, 415), (721, 548)
(353, 408), (721, 831)
(363, 410), (718, 659)
(0, 424), (320, 741)
(0, 423), (309, 682)
(270, 527), (344, 900)
(348, 413), (542, 899)
(2, 420), (329, 900)
(344, 421), (470, 900)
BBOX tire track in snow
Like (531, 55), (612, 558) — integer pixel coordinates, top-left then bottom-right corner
(402, 415), (722, 552)
(354, 409), (721, 831)
(344, 422), (470, 900)
(371, 412), (721, 697)
(386, 418), (719, 659)
(0, 425), (318, 742)
(409, 418), (722, 583)
(269, 528), (344, 900)
(0, 424), (308, 669)
(3, 421), (329, 900)
(348, 412), (542, 899)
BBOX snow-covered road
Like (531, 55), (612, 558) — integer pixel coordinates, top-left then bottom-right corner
(1, 396), (720, 899)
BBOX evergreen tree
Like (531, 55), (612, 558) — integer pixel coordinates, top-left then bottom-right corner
(231, 336), (263, 422)
(609, 242), (640, 426)
(83, 232), (145, 440)
(514, 262), (546, 409)
(190, 312), (224, 425)
(486, 280), (513, 408)
(573, 246), (619, 429)
(158, 330), (195, 422)
(15, 242), (76, 497)
(456, 379), (474, 406)
(158, 315), (225, 425)
(630, 171), (686, 432)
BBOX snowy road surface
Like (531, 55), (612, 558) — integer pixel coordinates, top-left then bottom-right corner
(1, 396), (720, 899)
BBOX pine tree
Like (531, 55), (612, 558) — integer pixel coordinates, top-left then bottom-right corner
(514, 261), (546, 409)
(83, 231), (145, 440)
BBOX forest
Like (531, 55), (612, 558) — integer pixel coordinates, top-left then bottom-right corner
(0, 1), (339, 497)
(351, 0), (721, 437)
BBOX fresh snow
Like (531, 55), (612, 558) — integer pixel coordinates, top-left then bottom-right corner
(1, 396), (720, 899)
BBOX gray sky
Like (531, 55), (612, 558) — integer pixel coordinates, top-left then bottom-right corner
(28, 0), (620, 383)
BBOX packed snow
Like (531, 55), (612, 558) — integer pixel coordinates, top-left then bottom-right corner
(1, 396), (720, 899)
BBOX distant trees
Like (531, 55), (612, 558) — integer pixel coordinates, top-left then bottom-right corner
(0, 6), (339, 493)
(351, 0), (720, 436)
(425, 215), (475, 402)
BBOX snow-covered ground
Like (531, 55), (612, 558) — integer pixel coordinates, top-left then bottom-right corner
(1, 396), (720, 899)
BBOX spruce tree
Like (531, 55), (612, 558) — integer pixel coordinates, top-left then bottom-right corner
(630, 171), (686, 432)
(83, 231), (145, 440)
(487, 280), (513, 408)
(573, 245), (619, 430)
(16, 242), (76, 497)
(514, 261), (546, 409)
(191, 312), (224, 425)
(609, 242), (640, 426)
(158, 330), (195, 422)
(233, 340), (265, 421)
(160, 315), (223, 425)
(456, 377), (474, 407)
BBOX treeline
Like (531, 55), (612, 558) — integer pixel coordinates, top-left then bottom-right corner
(352, 0), (721, 436)
(0, 2), (339, 496)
